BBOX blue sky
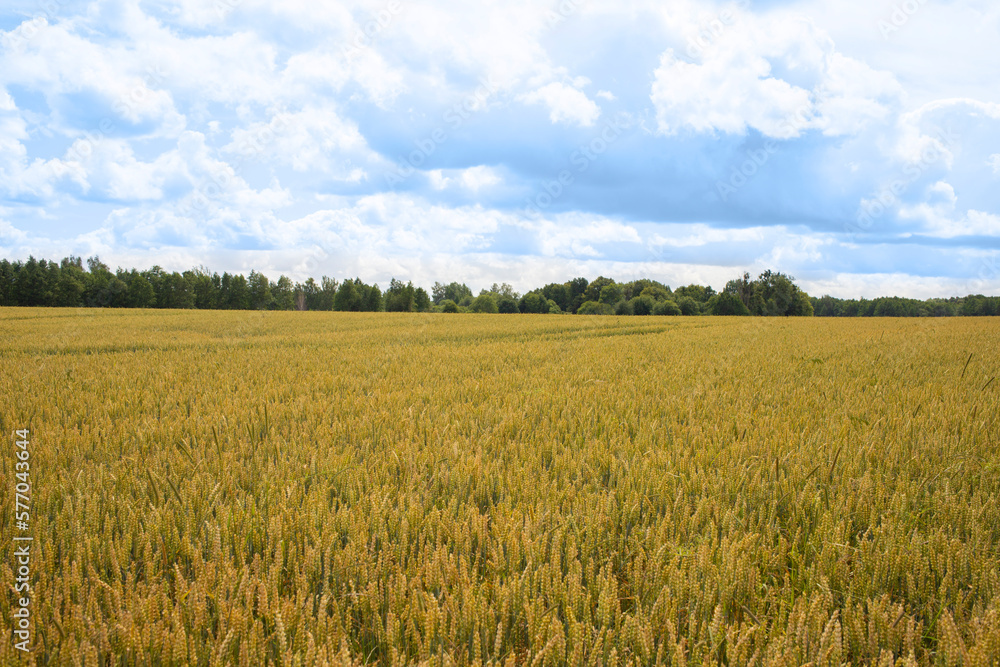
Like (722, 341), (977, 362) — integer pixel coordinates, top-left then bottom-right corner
(1, 0), (998, 297)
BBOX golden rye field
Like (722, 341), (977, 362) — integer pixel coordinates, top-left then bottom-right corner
(1, 308), (999, 666)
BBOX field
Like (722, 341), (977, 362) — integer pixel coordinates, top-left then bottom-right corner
(1, 308), (999, 666)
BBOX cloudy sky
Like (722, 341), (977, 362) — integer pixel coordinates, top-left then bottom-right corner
(1, 0), (998, 297)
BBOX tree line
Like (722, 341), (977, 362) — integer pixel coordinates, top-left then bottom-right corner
(0, 256), (994, 316)
(811, 294), (1000, 317)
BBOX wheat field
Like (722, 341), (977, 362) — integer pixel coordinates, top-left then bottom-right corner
(1, 308), (998, 666)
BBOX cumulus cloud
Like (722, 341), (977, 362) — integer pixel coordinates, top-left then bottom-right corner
(650, 225), (766, 249)
(651, 13), (901, 139)
(2, 17), (186, 138)
(0, 217), (28, 246)
(520, 82), (601, 127)
(427, 166), (502, 192)
(223, 108), (377, 178)
(904, 207), (1000, 239)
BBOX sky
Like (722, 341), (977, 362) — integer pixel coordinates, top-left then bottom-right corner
(1, 0), (998, 298)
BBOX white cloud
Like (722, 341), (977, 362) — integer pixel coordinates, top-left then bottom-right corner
(224, 108), (376, 177)
(813, 52), (900, 136)
(801, 271), (997, 300)
(1, 18), (186, 137)
(459, 166), (501, 191)
(0, 96), (83, 199)
(64, 138), (167, 200)
(0, 217), (28, 246)
(0, 88), (15, 112)
(926, 181), (958, 209)
(426, 166), (501, 192)
(652, 48), (812, 139)
(535, 216), (642, 257)
(893, 99), (1000, 167)
(650, 225), (766, 248)
(901, 186), (1000, 238)
(960, 210), (1000, 237)
(921, 210), (1000, 238)
(650, 13), (901, 139)
(427, 170), (450, 190)
(520, 82), (601, 127)
(989, 154), (1000, 175)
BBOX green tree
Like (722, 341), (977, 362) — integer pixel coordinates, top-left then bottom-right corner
(385, 279), (417, 312)
(629, 295), (655, 315)
(158, 272), (194, 309)
(577, 300), (614, 315)
(583, 276), (615, 304)
(335, 279), (362, 311)
(540, 283), (571, 312)
(599, 283), (624, 305)
(272, 276), (296, 310)
(813, 295), (843, 317)
(432, 281), (473, 305)
(497, 296), (519, 313)
(485, 283), (520, 300)
(414, 287), (431, 312)
(186, 269), (221, 310)
(748, 270), (812, 316)
(56, 258), (87, 307)
(220, 273), (252, 310)
(674, 284), (716, 303)
(248, 271), (272, 310)
(471, 294), (498, 313)
(0, 259), (16, 306)
(318, 277), (339, 311)
(724, 272), (754, 310)
(300, 277), (321, 310)
(83, 258), (130, 308)
(677, 296), (700, 316)
(624, 279), (670, 301)
(709, 292), (751, 316)
(519, 292), (549, 314)
(567, 277), (589, 313)
(639, 285), (672, 302)
(962, 295), (991, 316)
(14, 257), (51, 306)
(652, 300), (682, 316)
(125, 273), (156, 308)
(789, 291), (815, 317)
(361, 282), (383, 312)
